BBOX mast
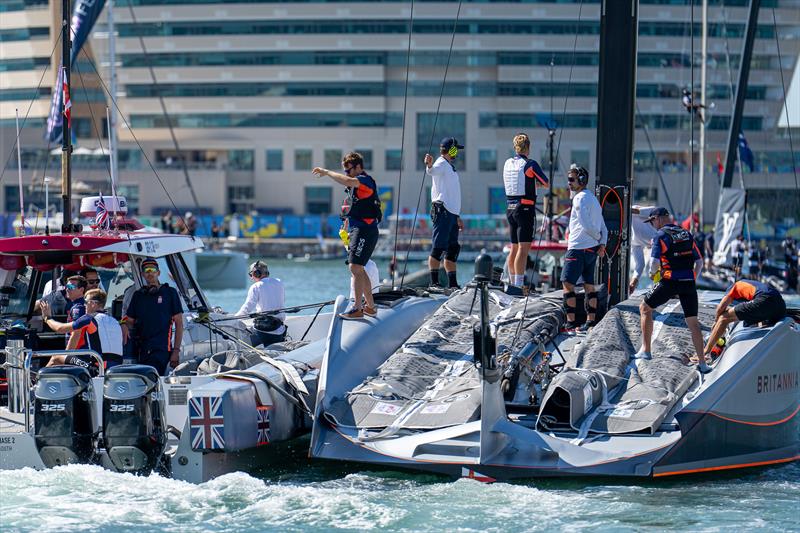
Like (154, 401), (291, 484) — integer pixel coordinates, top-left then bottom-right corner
(60, 0), (74, 233)
(107, 0), (119, 189)
(698, 0), (707, 228)
(595, 0), (638, 305)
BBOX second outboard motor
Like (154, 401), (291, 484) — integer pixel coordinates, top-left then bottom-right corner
(34, 366), (97, 467)
(102, 365), (167, 474)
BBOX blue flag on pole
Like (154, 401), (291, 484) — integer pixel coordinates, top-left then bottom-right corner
(45, 0), (107, 143)
(737, 132), (755, 172)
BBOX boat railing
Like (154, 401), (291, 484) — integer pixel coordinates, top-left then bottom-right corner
(4, 340), (104, 432)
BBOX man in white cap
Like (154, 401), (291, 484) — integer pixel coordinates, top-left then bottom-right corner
(238, 260), (286, 347)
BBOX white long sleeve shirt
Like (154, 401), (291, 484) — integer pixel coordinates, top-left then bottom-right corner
(567, 189), (608, 250)
(426, 156), (462, 215)
(630, 206), (659, 278)
(237, 277), (286, 333)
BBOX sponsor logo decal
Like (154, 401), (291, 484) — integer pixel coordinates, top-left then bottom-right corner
(757, 371), (799, 394)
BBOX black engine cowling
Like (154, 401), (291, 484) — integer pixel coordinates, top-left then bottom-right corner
(102, 364), (167, 474)
(34, 366), (97, 467)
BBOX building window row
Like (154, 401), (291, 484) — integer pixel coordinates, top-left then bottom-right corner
(118, 0), (781, 6)
(480, 113), (765, 131)
(129, 113), (403, 129)
(0, 57), (51, 72)
(0, 0), (49, 13)
(117, 20), (780, 39)
(119, 50), (783, 70)
(0, 27), (48, 42)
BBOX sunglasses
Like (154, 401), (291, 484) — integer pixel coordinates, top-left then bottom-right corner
(86, 279), (100, 285)
(143, 267), (158, 274)
(567, 177), (577, 183)
(65, 283), (79, 290)
(342, 166), (355, 173)
(87, 299), (103, 305)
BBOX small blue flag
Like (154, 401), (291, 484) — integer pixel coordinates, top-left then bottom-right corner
(738, 132), (755, 172)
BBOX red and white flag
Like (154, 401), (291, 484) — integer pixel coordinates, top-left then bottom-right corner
(461, 467), (496, 483)
(62, 68), (72, 129)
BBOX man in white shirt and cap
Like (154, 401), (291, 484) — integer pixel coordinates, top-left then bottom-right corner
(238, 260), (286, 347)
(424, 137), (464, 289)
(561, 164), (608, 330)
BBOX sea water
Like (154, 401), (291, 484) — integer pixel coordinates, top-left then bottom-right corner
(2, 259), (798, 532)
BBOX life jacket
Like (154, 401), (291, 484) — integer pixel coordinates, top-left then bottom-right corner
(75, 312), (123, 358)
(341, 173), (382, 223)
(502, 155), (535, 204)
(660, 225), (696, 275)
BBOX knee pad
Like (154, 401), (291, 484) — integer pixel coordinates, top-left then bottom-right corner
(585, 291), (599, 313)
(430, 247), (445, 261)
(563, 291), (577, 314)
(445, 242), (461, 262)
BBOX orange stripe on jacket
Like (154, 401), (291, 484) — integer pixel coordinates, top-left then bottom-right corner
(728, 280), (757, 301)
(525, 166), (548, 187)
(355, 183), (374, 200)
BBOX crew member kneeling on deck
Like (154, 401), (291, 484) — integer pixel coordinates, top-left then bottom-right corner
(703, 279), (786, 360)
(122, 258), (184, 375)
(238, 260), (286, 347)
(313, 151), (381, 320)
(637, 208), (707, 370)
(502, 133), (549, 296)
(42, 289), (123, 372)
(561, 165), (607, 331)
(425, 137), (464, 289)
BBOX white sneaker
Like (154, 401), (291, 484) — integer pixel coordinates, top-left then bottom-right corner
(633, 349), (652, 360)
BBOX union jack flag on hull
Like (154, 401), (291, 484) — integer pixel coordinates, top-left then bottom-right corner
(189, 396), (225, 450)
(256, 406), (271, 446)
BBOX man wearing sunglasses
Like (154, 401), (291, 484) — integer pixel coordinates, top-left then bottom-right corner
(424, 137), (464, 289)
(81, 267), (104, 292)
(562, 165), (607, 330)
(40, 275), (88, 339)
(123, 258), (184, 375)
(313, 151), (381, 320)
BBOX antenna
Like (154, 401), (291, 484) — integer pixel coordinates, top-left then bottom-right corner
(15, 109), (25, 235)
(60, 0), (74, 233)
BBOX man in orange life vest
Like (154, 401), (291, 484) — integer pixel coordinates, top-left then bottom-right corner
(703, 279), (786, 359)
(637, 207), (706, 370)
(313, 151), (382, 320)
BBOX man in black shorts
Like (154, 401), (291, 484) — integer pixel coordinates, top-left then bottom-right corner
(637, 207), (707, 370)
(313, 151), (381, 319)
(502, 133), (548, 296)
(703, 279), (786, 359)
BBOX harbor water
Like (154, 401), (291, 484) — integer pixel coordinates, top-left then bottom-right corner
(2, 259), (798, 532)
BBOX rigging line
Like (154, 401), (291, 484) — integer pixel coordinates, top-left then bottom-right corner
(635, 102), (677, 215)
(552, 0), (583, 174)
(0, 31), (62, 188)
(74, 45), (196, 235)
(31, 137), (53, 235)
(124, 0), (205, 235)
(391, 0), (415, 280)
(771, 8), (798, 190)
(690, 0), (696, 225)
(399, 0), (463, 289)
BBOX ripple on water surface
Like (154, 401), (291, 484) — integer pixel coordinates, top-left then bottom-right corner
(1, 460), (798, 532)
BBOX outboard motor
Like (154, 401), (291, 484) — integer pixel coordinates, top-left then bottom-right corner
(34, 366), (97, 466)
(102, 365), (167, 474)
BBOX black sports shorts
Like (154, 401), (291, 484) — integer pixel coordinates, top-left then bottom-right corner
(734, 292), (786, 326)
(506, 202), (535, 244)
(347, 224), (379, 266)
(643, 278), (699, 318)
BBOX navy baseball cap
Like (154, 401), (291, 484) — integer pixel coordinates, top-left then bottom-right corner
(440, 137), (464, 150)
(644, 207), (670, 222)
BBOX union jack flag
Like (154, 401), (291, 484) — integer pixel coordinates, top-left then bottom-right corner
(95, 195), (110, 229)
(62, 68), (72, 129)
(189, 396), (225, 450)
(256, 406), (271, 446)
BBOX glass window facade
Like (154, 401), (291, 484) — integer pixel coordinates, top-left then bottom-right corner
(479, 149), (497, 172)
(266, 149), (283, 171)
(305, 186), (332, 215)
(324, 149), (342, 170)
(385, 149), (403, 171)
(417, 113), (466, 170)
(295, 149), (313, 171)
(227, 150), (254, 171)
(130, 113), (402, 129)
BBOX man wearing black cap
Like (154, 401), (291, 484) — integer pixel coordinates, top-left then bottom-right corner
(424, 137), (464, 289)
(122, 258), (184, 375)
(637, 208), (707, 370)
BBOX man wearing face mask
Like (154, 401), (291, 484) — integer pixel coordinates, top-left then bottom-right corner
(424, 137), (464, 289)
(561, 165), (607, 330)
(122, 258), (184, 375)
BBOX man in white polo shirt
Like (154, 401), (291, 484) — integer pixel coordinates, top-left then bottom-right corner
(424, 137), (464, 289)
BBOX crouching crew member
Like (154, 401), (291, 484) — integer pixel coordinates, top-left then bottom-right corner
(703, 279), (786, 359)
(122, 258), (184, 375)
(42, 289), (123, 372)
(424, 137), (464, 289)
(313, 151), (382, 320)
(561, 165), (607, 330)
(238, 260), (286, 347)
(502, 133), (549, 296)
(637, 208), (706, 369)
